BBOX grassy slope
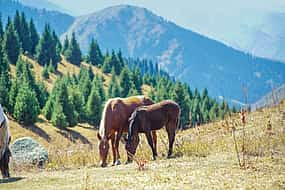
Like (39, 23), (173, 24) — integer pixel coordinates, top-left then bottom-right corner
(0, 103), (284, 189)
(1, 56), (284, 189)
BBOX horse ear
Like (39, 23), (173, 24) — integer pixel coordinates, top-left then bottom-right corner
(97, 133), (102, 140)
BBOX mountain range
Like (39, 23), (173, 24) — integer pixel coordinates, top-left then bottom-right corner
(0, 0), (74, 34)
(62, 5), (285, 104)
(1, 2), (285, 104)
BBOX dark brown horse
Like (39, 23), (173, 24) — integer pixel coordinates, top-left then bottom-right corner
(125, 100), (180, 162)
(97, 96), (156, 167)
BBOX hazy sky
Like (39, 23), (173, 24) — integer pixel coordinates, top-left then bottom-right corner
(49, 0), (285, 30)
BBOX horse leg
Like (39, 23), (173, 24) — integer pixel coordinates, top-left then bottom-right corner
(114, 130), (123, 165)
(151, 131), (158, 157)
(110, 134), (116, 166)
(145, 131), (157, 160)
(166, 122), (176, 158)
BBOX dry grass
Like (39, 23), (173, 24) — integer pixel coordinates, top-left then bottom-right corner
(1, 103), (283, 189)
(3, 56), (285, 189)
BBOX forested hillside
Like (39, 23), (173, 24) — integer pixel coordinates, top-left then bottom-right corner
(63, 5), (285, 104)
(0, 11), (231, 130)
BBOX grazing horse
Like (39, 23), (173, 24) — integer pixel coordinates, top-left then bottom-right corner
(126, 100), (180, 162)
(97, 96), (156, 167)
(0, 105), (11, 178)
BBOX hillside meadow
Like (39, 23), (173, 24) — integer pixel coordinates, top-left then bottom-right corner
(0, 101), (284, 189)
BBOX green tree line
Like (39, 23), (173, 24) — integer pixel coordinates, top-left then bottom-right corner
(0, 11), (232, 128)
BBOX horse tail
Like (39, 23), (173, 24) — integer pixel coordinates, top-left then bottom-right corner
(176, 106), (181, 130)
(99, 99), (112, 138)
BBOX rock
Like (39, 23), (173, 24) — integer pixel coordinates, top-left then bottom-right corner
(10, 137), (48, 165)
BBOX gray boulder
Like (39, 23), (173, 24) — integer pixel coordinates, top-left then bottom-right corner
(11, 137), (48, 165)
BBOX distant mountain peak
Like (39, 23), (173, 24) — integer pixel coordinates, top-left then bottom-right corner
(62, 5), (285, 104)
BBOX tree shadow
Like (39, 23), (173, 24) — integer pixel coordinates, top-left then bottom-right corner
(77, 124), (97, 131)
(0, 177), (24, 184)
(21, 124), (51, 142)
(57, 128), (92, 146)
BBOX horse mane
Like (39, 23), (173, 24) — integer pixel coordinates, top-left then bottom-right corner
(99, 98), (114, 138)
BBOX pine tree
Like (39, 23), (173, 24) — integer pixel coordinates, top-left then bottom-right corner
(8, 79), (18, 113)
(13, 83), (40, 125)
(19, 12), (31, 53)
(42, 64), (49, 79)
(108, 69), (121, 98)
(87, 38), (103, 66)
(13, 11), (21, 40)
(0, 14), (3, 39)
(0, 41), (10, 109)
(86, 85), (102, 126)
(111, 50), (121, 75)
(119, 67), (132, 97)
(51, 102), (67, 128)
(93, 75), (106, 102)
(101, 56), (112, 73)
(29, 19), (39, 56)
(48, 60), (55, 73)
(36, 24), (57, 67)
(69, 87), (86, 122)
(52, 30), (61, 65)
(131, 68), (142, 94)
(171, 81), (190, 127)
(3, 21), (20, 64)
(78, 68), (92, 102)
(65, 32), (81, 65)
(62, 36), (69, 55)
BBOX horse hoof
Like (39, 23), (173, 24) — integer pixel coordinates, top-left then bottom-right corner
(114, 160), (121, 165)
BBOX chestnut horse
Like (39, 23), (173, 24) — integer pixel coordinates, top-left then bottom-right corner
(0, 105), (11, 178)
(97, 96), (155, 167)
(126, 100), (180, 162)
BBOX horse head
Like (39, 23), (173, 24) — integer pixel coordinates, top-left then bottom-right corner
(97, 133), (110, 167)
(125, 110), (141, 160)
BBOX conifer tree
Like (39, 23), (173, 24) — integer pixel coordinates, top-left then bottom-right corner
(108, 69), (121, 98)
(62, 36), (69, 55)
(65, 32), (81, 65)
(8, 79), (19, 113)
(52, 30), (61, 65)
(19, 12), (31, 53)
(111, 50), (121, 75)
(13, 83), (40, 125)
(171, 81), (190, 127)
(93, 75), (106, 102)
(0, 41), (10, 109)
(48, 60), (55, 73)
(51, 102), (67, 128)
(87, 38), (103, 66)
(101, 55), (112, 73)
(78, 68), (92, 102)
(3, 21), (20, 64)
(131, 68), (142, 94)
(86, 85), (102, 126)
(29, 19), (39, 56)
(36, 24), (56, 66)
(119, 67), (132, 97)
(0, 14), (3, 39)
(69, 87), (86, 122)
(42, 64), (49, 79)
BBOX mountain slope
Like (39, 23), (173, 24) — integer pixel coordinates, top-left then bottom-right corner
(18, 0), (73, 15)
(62, 5), (285, 104)
(0, 0), (74, 34)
